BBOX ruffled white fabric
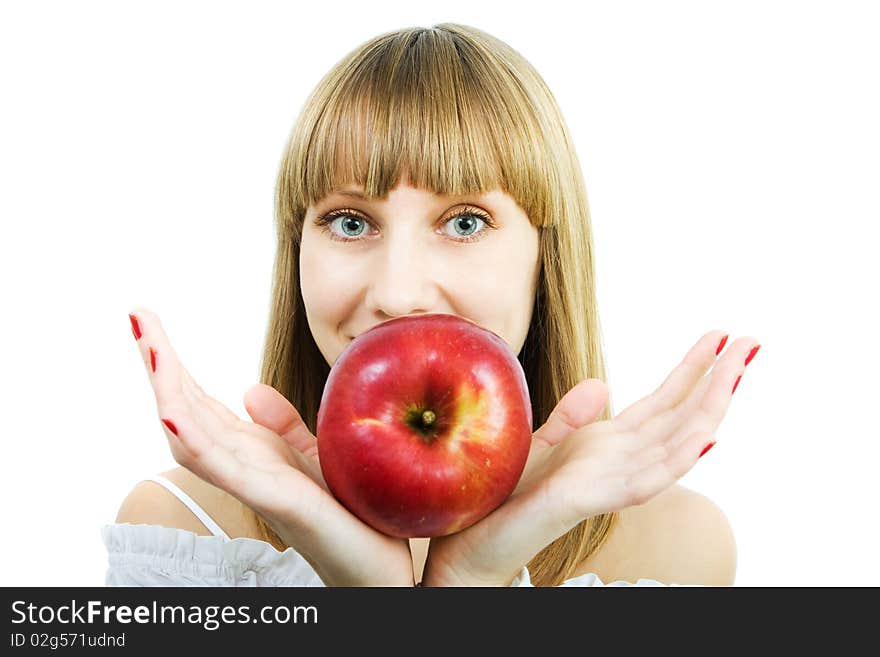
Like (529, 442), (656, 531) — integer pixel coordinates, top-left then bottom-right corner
(101, 523), (325, 587)
(508, 565), (687, 587)
(102, 523), (682, 587)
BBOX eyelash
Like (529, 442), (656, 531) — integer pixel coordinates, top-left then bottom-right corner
(314, 205), (496, 244)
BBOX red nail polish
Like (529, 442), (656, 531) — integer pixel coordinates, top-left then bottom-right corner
(732, 374), (742, 394)
(699, 442), (716, 458)
(129, 314), (142, 340)
(745, 344), (761, 366)
(161, 418), (178, 436)
(715, 335), (729, 356)
(150, 347), (157, 372)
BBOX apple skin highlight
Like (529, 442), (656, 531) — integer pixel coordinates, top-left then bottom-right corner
(316, 313), (533, 538)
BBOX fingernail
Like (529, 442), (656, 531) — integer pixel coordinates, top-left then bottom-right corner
(129, 314), (142, 340)
(150, 347), (157, 372)
(732, 374), (742, 394)
(745, 344), (761, 366)
(715, 334), (729, 356)
(161, 418), (178, 436)
(699, 442), (716, 458)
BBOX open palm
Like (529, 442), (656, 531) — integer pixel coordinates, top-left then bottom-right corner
(423, 330), (760, 586)
(128, 307), (414, 586)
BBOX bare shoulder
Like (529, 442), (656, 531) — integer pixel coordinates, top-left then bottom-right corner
(572, 484), (737, 586)
(114, 466), (262, 540)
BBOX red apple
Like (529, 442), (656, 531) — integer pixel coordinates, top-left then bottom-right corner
(316, 313), (533, 538)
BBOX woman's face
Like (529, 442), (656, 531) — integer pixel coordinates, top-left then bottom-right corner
(300, 173), (541, 367)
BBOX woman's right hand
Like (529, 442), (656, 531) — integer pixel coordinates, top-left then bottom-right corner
(128, 307), (415, 586)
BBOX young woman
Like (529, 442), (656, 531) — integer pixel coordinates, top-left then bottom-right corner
(104, 23), (759, 587)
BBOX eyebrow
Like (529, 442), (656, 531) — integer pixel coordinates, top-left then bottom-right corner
(334, 190), (370, 199)
(330, 188), (463, 200)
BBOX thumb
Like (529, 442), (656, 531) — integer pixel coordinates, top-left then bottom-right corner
(531, 378), (609, 448)
(243, 383), (318, 458)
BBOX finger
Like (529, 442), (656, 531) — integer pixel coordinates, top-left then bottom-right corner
(624, 429), (716, 507)
(129, 307), (208, 440)
(622, 364), (713, 456)
(636, 335), (760, 451)
(531, 379), (609, 448)
(129, 307), (186, 410)
(178, 367), (260, 459)
(156, 408), (255, 500)
(666, 336), (760, 451)
(182, 367), (243, 427)
(129, 308), (241, 450)
(182, 377), (330, 496)
(612, 330), (729, 433)
(244, 383), (318, 458)
(160, 415), (201, 468)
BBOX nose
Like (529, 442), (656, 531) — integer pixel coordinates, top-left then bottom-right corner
(364, 234), (437, 319)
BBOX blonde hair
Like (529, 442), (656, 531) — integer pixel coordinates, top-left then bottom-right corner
(251, 23), (619, 586)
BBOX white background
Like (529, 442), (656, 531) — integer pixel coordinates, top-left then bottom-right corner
(1, 0), (877, 586)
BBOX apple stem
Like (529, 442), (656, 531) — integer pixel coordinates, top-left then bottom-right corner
(421, 410), (436, 427)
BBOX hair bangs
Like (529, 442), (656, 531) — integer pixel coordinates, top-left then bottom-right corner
(293, 26), (554, 227)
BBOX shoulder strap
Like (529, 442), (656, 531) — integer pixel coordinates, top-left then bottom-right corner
(146, 475), (231, 541)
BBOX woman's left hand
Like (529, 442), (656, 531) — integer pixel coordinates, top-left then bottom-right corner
(421, 330), (760, 586)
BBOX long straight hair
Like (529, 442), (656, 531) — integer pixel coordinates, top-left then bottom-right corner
(252, 23), (619, 586)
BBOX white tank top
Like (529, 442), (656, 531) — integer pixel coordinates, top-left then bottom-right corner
(145, 474), (231, 541)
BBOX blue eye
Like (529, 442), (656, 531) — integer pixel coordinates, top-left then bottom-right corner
(336, 215), (368, 238)
(445, 214), (482, 239)
(315, 206), (495, 244)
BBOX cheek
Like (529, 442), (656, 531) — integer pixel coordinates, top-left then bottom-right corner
(483, 245), (535, 301)
(299, 241), (351, 320)
(454, 252), (535, 338)
(299, 246), (319, 310)
(490, 239), (539, 348)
